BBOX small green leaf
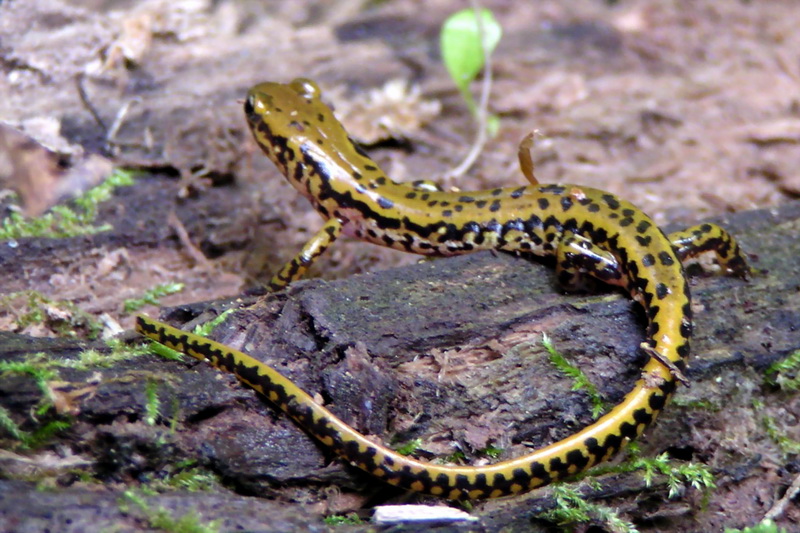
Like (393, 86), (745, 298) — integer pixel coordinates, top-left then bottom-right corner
(323, 513), (363, 526)
(481, 444), (503, 458)
(440, 8), (502, 111)
(395, 438), (423, 456)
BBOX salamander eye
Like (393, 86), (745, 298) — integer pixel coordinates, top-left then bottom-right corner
(244, 94), (255, 115)
(290, 78), (320, 100)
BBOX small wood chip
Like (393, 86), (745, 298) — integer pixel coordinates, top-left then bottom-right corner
(373, 504), (477, 525)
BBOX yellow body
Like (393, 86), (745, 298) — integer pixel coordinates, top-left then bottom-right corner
(136, 79), (749, 500)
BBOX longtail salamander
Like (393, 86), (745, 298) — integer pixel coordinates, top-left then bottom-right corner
(136, 78), (750, 500)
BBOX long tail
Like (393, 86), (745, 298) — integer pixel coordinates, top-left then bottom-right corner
(136, 315), (675, 500)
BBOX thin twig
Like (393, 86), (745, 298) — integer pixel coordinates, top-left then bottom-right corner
(105, 97), (142, 150)
(167, 211), (212, 268)
(764, 470), (800, 520)
(640, 342), (690, 387)
(75, 74), (107, 131)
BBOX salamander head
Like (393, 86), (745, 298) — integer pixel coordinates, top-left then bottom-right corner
(245, 78), (379, 201)
(246, 79), (328, 131)
(245, 78), (350, 167)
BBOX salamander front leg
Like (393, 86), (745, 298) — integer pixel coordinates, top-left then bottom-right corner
(668, 223), (750, 279)
(555, 231), (624, 292)
(268, 218), (343, 291)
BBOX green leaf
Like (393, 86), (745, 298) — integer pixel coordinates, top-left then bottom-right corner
(440, 8), (502, 110)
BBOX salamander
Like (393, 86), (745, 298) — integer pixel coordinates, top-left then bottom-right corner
(136, 78), (750, 500)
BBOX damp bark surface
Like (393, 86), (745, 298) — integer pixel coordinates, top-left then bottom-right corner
(1, 198), (800, 532)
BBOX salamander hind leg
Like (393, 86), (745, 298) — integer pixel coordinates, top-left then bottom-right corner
(268, 218), (343, 291)
(555, 231), (624, 292)
(668, 223), (750, 280)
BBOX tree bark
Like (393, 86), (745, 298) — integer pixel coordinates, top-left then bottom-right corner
(1, 200), (799, 532)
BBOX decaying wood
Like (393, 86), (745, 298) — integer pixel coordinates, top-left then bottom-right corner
(1, 199), (798, 532)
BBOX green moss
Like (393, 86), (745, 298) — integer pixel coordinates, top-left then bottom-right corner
(0, 406), (30, 442)
(725, 519), (787, 533)
(128, 460), (220, 494)
(1, 291), (104, 339)
(670, 395), (720, 412)
(168, 396), (181, 434)
(123, 283), (186, 313)
(760, 410), (800, 455)
(0, 356), (58, 386)
(537, 484), (637, 532)
(0, 404), (72, 450)
(441, 450), (467, 464)
(120, 489), (221, 533)
(753, 398), (800, 454)
(194, 309), (235, 336)
(480, 444), (503, 458)
(323, 513), (363, 526)
(765, 349), (800, 391)
(0, 355), (58, 415)
(586, 450), (715, 499)
(148, 341), (186, 362)
(395, 438), (423, 456)
(542, 333), (608, 418)
(1, 338), (148, 378)
(162, 462), (218, 493)
(0, 340), (151, 448)
(139, 310), (234, 363)
(26, 420), (73, 449)
(137, 312), (236, 362)
(63, 339), (150, 371)
(144, 380), (161, 426)
(0, 168), (136, 240)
